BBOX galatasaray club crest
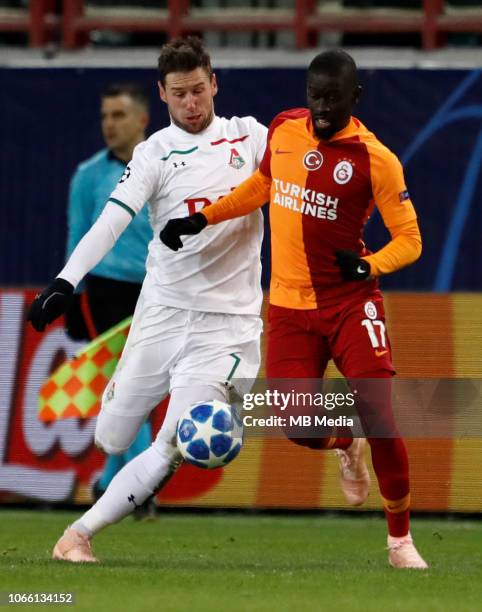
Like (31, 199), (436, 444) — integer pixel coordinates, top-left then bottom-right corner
(229, 148), (245, 169)
(333, 159), (354, 185)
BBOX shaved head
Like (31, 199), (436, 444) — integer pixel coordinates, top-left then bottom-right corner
(308, 49), (359, 89)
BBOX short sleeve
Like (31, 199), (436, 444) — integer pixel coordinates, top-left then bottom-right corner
(108, 141), (161, 217)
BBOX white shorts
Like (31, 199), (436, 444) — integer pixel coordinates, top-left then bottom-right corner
(101, 297), (262, 420)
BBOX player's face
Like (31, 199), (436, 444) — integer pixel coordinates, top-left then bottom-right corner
(101, 95), (148, 156)
(307, 70), (361, 140)
(158, 68), (218, 134)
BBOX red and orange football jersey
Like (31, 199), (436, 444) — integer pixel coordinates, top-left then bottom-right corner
(203, 109), (421, 309)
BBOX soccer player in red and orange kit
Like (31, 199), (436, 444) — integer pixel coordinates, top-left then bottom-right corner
(160, 49), (428, 569)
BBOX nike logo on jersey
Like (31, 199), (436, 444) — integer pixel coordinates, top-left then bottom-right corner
(275, 148), (292, 154)
(375, 349), (388, 357)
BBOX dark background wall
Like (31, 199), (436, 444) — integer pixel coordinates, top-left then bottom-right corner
(1, 67), (481, 290)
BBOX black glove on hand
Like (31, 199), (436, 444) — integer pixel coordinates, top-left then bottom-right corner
(160, 212), (208, 251)
(27, 277), (74, 332)
(335, 250), (371, 281)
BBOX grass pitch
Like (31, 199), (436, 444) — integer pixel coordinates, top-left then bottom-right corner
(1, 510), (481, 612)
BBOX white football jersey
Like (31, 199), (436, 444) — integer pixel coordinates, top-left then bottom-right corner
(109, 115), (267, 315)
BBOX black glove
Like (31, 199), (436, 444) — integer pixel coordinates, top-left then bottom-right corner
(160, 212), (208, 251)
(335, 250), (371, 281)
(27, 278), (74, 332)
(64, 293), (91, 341)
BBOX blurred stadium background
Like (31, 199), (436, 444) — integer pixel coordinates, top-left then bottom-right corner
(1, 0), (482, 516)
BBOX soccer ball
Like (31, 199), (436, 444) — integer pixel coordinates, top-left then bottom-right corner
(176, 400), (243, 469)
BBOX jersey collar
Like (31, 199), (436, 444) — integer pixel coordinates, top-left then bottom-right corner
(329, 117), (362, 142)
(308, 116), (362, 143)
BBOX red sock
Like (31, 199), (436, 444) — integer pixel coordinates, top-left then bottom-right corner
(288, 435), (352, 450)
(324, 428), (353, 450)
(307, 425), (354, 450)
(368, 437), (410, 537)
(349, 371), (410, 537)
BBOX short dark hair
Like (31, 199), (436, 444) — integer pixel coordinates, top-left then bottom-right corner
(101, 83), (150, 111)
(308, 49), (358, 85)
(157, 36), (212, 85)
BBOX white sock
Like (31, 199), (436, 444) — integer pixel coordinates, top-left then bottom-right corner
(71, 384), (225, 538)
(72, 441), (181, 537)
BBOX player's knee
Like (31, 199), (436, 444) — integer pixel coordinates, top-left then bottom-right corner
(94, 413), (136, 455)
(94, 431), (129, 456)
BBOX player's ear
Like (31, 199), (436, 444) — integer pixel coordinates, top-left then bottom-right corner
(211, 72), (218, 98)
(158, 80), (167, 104)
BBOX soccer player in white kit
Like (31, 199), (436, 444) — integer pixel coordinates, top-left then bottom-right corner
(27, 37), (267, 563)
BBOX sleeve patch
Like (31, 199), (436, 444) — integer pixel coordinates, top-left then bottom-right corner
(119, 165), (131, 183)
(399, 190), (410, 202)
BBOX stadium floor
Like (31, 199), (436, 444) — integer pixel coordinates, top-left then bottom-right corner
(1, 510), (481, 611)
